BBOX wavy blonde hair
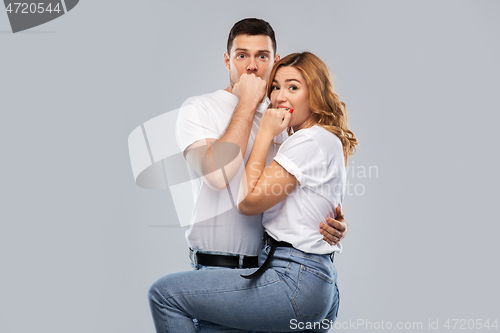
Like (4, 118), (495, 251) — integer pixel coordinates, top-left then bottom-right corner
(268, 52), (358, 165)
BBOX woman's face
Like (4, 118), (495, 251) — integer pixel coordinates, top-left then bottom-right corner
(270, 66), (311, 131)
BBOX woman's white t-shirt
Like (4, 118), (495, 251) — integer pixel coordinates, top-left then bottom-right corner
(262, 125), (346, 254)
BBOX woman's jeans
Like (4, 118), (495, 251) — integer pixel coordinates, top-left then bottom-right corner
(148, 242), (339, 332)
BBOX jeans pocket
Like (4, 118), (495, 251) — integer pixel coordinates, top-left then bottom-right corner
(291, 265), (334, 319)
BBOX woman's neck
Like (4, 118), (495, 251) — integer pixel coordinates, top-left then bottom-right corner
(292, 116), (316, 133)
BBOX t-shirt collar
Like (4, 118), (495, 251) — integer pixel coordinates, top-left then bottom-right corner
(256, 97), (271, 113)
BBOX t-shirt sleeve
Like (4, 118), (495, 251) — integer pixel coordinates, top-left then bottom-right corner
(273, 132), (326, 188)
(175, 97), (220, 153)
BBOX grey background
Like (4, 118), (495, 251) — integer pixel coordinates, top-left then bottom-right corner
(1, 0), (499, 332)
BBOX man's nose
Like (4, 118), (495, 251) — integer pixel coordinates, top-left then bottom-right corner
(246, 58), (258, 71)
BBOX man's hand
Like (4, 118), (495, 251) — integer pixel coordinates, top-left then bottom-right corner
(232, 73), (267, 106)
(320, 206), (348, 245)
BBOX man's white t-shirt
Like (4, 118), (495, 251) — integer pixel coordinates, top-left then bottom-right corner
(176, 90), (287, 256)
(263, 125), (346, 254)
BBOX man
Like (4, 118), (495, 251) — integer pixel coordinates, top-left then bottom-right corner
(172, 18), (346, 332)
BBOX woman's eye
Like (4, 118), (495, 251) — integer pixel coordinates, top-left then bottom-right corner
(271, 85), (279, 91)
(289, 85), (298, 91)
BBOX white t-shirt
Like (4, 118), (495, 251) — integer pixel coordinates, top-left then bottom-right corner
(263, 125), (346, 254)
(176, 90), (287, 255)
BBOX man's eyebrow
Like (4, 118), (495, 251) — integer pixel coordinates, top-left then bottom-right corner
(234, 48), (271, 54)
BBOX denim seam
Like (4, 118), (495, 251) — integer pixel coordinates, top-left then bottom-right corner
(303, 266), (334, 284)
(335, 283), (340, 319)
(290, 265), (303, 318)
(163, 279), (282, 301)
(147, 293), (172, 332)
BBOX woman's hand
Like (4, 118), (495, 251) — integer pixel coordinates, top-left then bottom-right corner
(258, 108), (292, 139)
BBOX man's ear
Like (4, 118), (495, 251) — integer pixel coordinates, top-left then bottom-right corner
(224, 52), (230, 70)
(274, 54), (280, 62)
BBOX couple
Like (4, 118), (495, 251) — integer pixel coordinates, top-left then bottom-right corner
(148, 18), (358, 332)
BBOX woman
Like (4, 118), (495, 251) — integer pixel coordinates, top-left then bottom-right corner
(149, 52), (358, 332)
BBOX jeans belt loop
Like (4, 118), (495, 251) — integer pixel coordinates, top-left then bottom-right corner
(239, 254), (244, 268)
(190, 248), (198, 266)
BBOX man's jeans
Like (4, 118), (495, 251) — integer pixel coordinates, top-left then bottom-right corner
(148, 243), (339, 332)
(190, 249), (266, 333)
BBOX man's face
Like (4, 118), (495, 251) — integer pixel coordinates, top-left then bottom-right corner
(224, 34), (280, 89)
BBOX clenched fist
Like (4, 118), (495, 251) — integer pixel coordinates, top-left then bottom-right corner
(232, 73), (267, 105)
(258, 108), (292, 138)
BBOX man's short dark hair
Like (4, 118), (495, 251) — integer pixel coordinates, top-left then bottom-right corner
(227, 18), (277, 55)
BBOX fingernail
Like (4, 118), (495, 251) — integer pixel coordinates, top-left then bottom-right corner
(289, 109), (294, 113)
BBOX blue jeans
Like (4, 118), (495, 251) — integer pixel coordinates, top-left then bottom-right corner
(190, 249), (267, 333)
(148, 242), (339, 332)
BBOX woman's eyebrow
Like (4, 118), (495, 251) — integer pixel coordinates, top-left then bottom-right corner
(273, 78), (301, 83)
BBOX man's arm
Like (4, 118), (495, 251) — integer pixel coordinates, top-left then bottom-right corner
(320, 206), (348, 245)
(184, 74), (267, 191)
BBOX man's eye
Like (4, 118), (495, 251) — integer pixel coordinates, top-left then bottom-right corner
(259, 54), (268, 60)
(237, 54), (246, 59)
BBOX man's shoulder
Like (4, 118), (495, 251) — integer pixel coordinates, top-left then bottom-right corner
(182, 89), (235, 107)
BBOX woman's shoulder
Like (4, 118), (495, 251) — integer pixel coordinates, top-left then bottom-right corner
(298, 125), (343, 150)
(301, 126), (344, 165)
(277, 126), (340, 165)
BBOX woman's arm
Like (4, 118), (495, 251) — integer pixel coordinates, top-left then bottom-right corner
(237, 109), (296, 215)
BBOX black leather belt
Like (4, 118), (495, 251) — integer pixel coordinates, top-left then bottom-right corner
(241, 233), (335, 279)
(190, 249), (258, 268)
(241, 233), (293, 279)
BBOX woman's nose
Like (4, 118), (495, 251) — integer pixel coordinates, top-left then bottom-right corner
(276, 89), (287, 103)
